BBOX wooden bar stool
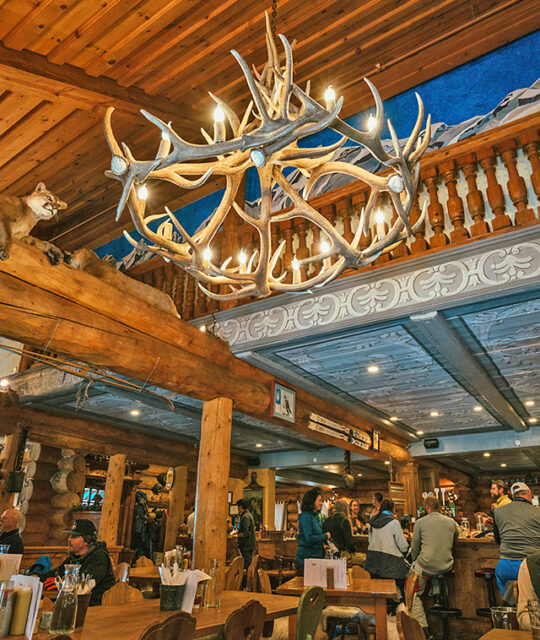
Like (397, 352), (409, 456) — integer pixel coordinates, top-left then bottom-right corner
(474, 567), (497, 618)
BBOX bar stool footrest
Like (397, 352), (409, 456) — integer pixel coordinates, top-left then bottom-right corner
(476, 607), (492, 618)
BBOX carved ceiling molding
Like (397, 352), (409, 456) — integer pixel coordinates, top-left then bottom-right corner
(201, 226), (540, 351)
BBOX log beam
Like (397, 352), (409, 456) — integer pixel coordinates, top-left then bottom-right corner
(0, 428), (21, 514)
(0, 242), (410, 462)
(98, 454), (126, 548)
(193, 398), (232, 571)
(163, 466), (188, 552)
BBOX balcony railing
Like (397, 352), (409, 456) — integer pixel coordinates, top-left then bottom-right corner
(127, 112), (540, 320)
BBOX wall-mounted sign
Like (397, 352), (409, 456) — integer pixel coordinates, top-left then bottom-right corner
(371, 430), (380, 451)
(165, 467), (175, 490)
(271, 382), (296, 423)
(308, 413), (371, 450)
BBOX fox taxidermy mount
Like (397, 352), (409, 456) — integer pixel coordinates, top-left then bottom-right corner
(0, 182), (67, 264)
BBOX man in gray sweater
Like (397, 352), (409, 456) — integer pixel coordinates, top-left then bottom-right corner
(493, 482), (540, 598)
(409, 496), (459, 636)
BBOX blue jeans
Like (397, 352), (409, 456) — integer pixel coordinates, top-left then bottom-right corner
(495, 558), (522, 597)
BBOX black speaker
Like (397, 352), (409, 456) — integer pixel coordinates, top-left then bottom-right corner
(423, 438), (440, 449)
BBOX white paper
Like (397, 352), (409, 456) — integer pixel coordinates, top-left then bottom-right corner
(0, 555), (22, 580)
(11, 575), (43, 639)
(303, 558), (347, 590)
(181, 572), (199, 614)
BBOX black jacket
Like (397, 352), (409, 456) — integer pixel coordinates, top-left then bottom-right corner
(237, 510), (256, 552)
(0, 529), (23, 555)
(323, 513), (355, 553)
(42, 541), (115, 606)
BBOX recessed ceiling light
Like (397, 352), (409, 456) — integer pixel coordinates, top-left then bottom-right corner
(416, 430), (424, 435)
(367, 365), (379, 374)
(525, 400), (535, 407)
(500, 463), (507, 467)
(324, 465), (330, 469)
(130, 409), (140, 416)
(529, 417), (538, 424)
(473, 406), (483, 412)
(256, 443), (262, 448)
(199, 325), (207, 332)
(390, 416), (398, 421)
(357, 473), (362, 477)
(0, 379), (9, 388)
(430, 411), (440, 417)
(384, 461), (390, 465)
(483, 452), (491, 457)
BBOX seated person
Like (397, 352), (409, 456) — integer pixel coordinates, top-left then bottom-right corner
(39, 519), (115, 606)
(0, 509), (24, 554)
(517, 551), (540, 630)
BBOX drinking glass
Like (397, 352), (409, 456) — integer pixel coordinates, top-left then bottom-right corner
(0, 547), (10, 555)
(528, 600), (540, 640)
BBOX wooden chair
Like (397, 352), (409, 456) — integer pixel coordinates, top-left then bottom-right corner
(115, 561), (130, 583)
(258, 568), (272, 594)
(405, 571), (419, 613)
(102, 581), (144, 606)
(246, 553), (260, 592)
(350, 565), (370, 580)
(135, 556), (154, 568)
(297, 586), (325, 640)
(223, 599), (266, 640)
(396, 609), (426, 640)
(138, 611), (196, 640)
(224, 555), (245, 591)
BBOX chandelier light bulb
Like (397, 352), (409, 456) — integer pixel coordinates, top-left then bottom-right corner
(138, 184), (148, 200)
(292, 257), (300, 271)
(0, 379), (9, 388)
(320, 239), (330, 253)
(367, 114), (377, 131)
(374, 209), (385, 224)
(324, 86), (336, 103)
(214, 105), (225, 123)
(203, 247), (212, 262)
(238, 249), (247, 265)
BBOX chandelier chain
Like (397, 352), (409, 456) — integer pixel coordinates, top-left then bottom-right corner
(271, 0), (277, 41)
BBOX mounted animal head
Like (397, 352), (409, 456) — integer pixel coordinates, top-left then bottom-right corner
(25, 182), (67, 221)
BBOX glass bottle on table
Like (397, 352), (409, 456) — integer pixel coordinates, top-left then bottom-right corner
(50, 568), (78, 635)
(204, 559), (222, 608)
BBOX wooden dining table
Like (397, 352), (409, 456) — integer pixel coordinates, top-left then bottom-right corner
(276, 575), (397, 640)
(128, 565), (161, 587)
(15, 591), (299, 639)
(478, 630), (533, 639)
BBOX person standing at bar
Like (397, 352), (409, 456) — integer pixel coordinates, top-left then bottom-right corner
(349, 499), (366, 534)
(324, 498), (366, 566)
(369, 492), (383, 522)
(235, 499), (256, 572)
(490, 479), (511, 511)
(409, 496), (459, 636)
(295, 487), (331, 576)
(493, 482), (540, 597)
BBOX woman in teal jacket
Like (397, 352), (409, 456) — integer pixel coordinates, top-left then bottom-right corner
(295, 487), (331, 575)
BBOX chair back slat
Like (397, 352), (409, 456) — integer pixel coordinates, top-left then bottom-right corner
(258, 568), (272, 594)
(297, 586), (325, 640)
(224, 555), (245, 591)
(351, 565), (370, 580)
(224, 599), (266, 640)
(405, 571), (418, 613)
(396, 609), (426, 640)
(246, 554), (260, 592)
(138, 611), (196, 640)
(135, 556), (154, 567)
(102, 581), (144, 606)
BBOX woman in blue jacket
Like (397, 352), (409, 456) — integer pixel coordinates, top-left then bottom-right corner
(295, 487), (331, 575)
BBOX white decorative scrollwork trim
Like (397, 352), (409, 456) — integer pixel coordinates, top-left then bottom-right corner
(209, 233), (540, 350)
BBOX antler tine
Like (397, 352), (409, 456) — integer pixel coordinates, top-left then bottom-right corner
(402, 93), (425, 159)
(103, 107), (123, 157)
(155, 121), (172, 159)
(277, 34), (293, 118)
(409, 113), (432, 165)
(230, 48), (271, 124)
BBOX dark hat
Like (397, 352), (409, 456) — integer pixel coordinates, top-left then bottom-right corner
(63, 519), (97, 536)
(236, 498), (249, 510)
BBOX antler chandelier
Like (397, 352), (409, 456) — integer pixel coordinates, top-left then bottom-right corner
(104, 16), (431, 301)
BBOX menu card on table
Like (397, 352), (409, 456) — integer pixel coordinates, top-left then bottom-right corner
(304, 558), (347, 590)
(10, 575), (43, 639)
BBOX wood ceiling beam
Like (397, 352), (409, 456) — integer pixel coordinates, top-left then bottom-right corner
(0, 241), (410, 462)
(417, 458), (474, 487)
(0, 41), (196, 125)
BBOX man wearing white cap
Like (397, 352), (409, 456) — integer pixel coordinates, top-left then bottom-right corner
(493, 482), (540, 598)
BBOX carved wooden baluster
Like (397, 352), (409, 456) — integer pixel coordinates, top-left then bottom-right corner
(352, 190), (371, 251)
(207, 243), (220, 314)
(336, 198), (354, 245)
(310, 218), (321, 275)
(319, 203), (335, 269)
(389, 193), (409, 259)
(518, 130), (540, 217)
(172, 266), (184, 315)
(281, 221), (294, 283)
(271, 225), (282, 279)
(423, 167), (448, 247)
(498, 138), (535, 225)
(295, 219), (309, 281)
(477, 147), (511, 230)
(459, 153), (488, 237)
(198, 281), (209, 316)
(409, 192), (428, 254)
(153, 265), (165, 294)
(162, 262), (174, 300)
(440, 159), (469, 243)
(184, 275), (196, 319)
(374, 194), (391, 264)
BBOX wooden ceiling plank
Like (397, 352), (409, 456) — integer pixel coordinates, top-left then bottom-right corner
(0, 0), (35, 40)
(0, 91), (43, 137)
(2, 0), (57, 49)
(80, 0), (187, 77)
(110, 0), (264, 88)
(0, 102), (75, 172)
(0, 40), (198, 124)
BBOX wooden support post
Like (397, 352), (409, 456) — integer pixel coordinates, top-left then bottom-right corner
(98, 454), (126, 548)
(397, 462), (422, 516)
(253, 468), (276, 531)
(193, 398), (232, 571)
(163, 466), (188, 552)
(0, 428), (21, 514)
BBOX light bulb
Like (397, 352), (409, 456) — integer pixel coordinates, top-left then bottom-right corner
(199, 325), (207, 332)
(238, 249), (247, 265)
(292, 257), (300, 271)
(203, 247), (212, 262)
(320, 239), (330, 253)
(367, 114), (377, 131)
(130, 409), (140, 417)
(374, 209), (384, 224)
(324, 86), (336, 104)
(138, 184), (148, 200)
(214, 105), (225, 123)
(0, 379), (9, 388)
